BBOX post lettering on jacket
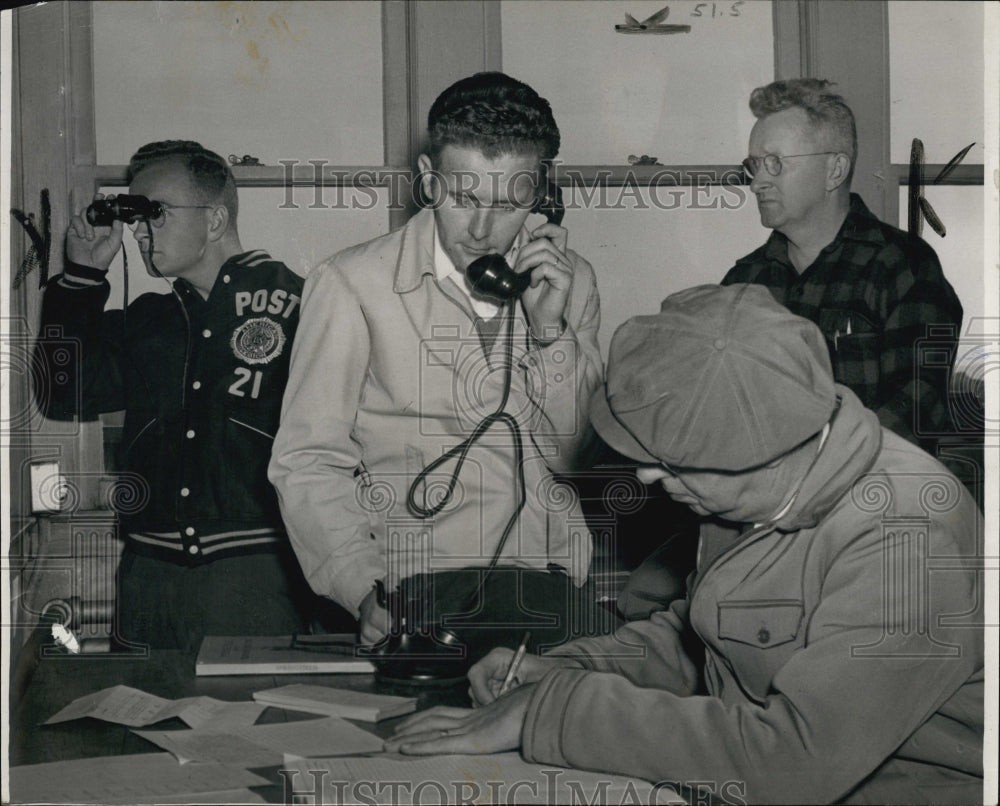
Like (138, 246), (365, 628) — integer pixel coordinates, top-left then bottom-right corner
(234, 288), (301, 319)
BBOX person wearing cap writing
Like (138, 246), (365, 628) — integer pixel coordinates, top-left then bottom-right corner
(386, 284), (983, 805)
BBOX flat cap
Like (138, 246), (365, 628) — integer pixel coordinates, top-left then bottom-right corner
(590, 284), (837, 470)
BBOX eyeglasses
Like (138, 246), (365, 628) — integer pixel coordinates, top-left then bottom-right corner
(741, 152), (838, 179)
(128, 201), (213, 229)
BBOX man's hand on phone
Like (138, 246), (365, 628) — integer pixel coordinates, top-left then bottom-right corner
(516, 221), (572, 343)
(67, 191), (124, 272)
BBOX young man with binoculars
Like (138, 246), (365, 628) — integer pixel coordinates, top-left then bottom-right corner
(35, 140), (315, 651)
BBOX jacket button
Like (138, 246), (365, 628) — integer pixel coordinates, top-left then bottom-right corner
(757, 628), (770, 644)
(188, 545), (200, 555)
(186, 429), (195, 439)
(180, 487), (190, 497)
(192, 381), (201, 390)
(223, 275), (231, 283)
(202, 329), (212, 338)
(185, 526), (195, 536)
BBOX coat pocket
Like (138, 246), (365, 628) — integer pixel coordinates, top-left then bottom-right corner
(717, 600), (804, 701)
(817, 308), (881, 395)
(222, 408), (281, 523)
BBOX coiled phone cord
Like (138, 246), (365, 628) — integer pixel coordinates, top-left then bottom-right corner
(405, 299), (527, 588)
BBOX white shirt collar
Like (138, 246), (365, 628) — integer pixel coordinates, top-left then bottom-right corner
(432, 225), (522, 319)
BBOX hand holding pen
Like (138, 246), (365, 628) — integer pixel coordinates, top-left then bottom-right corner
(498, 632), (531, 697)
(468, 634), (575, 706)
(387, 632), (581, 755)
(387, 632), (536, 756)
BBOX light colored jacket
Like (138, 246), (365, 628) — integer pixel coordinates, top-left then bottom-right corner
(524, 388), (983, 804)
(269, 209), (602, 615)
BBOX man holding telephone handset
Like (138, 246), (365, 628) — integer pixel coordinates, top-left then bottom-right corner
(270, 73), (606, 665)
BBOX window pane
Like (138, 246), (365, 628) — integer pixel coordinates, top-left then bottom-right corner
(501, 0), (772, 164)
(889, 2), (985, 165)
(93, 1), (384, 165)
(563, 184), (762, 349)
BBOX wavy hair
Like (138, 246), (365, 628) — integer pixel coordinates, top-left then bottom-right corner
(427, 72), (560, 166)
(749, 79), (857, 177)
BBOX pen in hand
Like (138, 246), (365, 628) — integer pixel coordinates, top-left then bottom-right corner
(497, 631), (531, 697)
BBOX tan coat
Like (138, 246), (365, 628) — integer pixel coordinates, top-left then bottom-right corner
(269, 209), (603, 614)
(524, 390), (983, 804)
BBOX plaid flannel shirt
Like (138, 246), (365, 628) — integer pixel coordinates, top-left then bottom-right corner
(722, 194), (962, 452)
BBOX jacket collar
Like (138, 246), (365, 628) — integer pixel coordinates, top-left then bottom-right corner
(772, 386), (882, 532)
(174, 250), (274, 300)
(760, 192), (887, 265)
(393, 208), (439, 294)
(391, 207), (533, 296)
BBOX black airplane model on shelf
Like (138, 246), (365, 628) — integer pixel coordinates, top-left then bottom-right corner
(615, 6), (691, 34)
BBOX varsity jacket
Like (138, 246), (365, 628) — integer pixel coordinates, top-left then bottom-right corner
(37, 251), (303, 564)
(269, 208), (603, 616)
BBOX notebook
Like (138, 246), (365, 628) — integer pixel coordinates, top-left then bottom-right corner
(196, 635), (375, 676)
(253, 683), (417, 722)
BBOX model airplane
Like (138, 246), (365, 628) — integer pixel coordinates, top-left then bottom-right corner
(615, 6), (691, 34)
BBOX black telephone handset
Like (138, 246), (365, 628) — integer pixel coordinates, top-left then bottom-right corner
(466, 180), (565, 302)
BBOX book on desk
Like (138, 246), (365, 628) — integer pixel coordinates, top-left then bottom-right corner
(195, 634), (375, 676)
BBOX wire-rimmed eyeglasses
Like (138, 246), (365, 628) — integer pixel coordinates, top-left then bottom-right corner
(127, 201), (214, 229)
(741, 152), (839, 179)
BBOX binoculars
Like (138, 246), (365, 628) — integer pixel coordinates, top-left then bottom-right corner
(85, 195), (163, 227)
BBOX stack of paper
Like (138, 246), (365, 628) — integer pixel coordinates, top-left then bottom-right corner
(134, 716), (385, 765)
(253, 684), (417, 722)
(196, 635), (375, 676)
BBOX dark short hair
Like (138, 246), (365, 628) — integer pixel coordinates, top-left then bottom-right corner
(427, 72), (560, 166)
(127, 140), (238, 223)
(749, 79), (857, 178)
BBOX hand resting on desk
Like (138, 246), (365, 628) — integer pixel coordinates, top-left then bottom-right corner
(383, 685), (533, 756)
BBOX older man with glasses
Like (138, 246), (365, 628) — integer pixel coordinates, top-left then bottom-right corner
(35, 140), (321, 650)
(621, 79), (968, 624)
(724, 78), (963, 458)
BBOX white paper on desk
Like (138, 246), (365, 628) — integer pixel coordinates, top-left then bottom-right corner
(43, 684), (265, 729)
(8, 752), (271, 804)
(166, 697), (267, 730)
(283, 754), (684, 805)
(135, 715), (384, 765)
(133, 729), (282, 766)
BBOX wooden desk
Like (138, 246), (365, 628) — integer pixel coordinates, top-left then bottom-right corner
(10, 642), (681, 806)
(9, 644), (470, 768)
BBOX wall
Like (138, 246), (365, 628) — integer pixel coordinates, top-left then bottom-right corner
(889, 1), (987, 365)
(499, 0), (774, 351)
(85, 1), (990, 357)
(92, 1), (385, 166)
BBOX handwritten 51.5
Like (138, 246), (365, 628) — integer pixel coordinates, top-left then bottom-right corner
(693, 2), (745, 18)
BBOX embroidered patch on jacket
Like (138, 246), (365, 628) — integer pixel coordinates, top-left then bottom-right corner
(230, 317), (286, 365)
